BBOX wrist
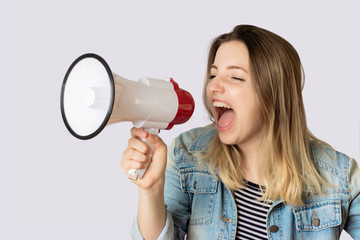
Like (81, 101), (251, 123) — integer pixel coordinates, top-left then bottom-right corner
(138, 180), (164, 197)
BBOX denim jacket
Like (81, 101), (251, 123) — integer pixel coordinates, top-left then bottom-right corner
(131, 125), (360, 239)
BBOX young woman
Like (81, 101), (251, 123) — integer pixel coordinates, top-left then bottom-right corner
(121, 25), (360, 240)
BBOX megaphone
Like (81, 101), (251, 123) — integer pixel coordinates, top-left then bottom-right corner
(60, 53), (195, 179)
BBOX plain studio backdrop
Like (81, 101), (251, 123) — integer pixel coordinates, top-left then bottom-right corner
(0, 0), (359, 239)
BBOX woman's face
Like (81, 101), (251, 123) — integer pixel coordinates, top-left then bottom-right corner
(206, 40), (264, 148)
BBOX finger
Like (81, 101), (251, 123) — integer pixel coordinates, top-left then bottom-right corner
(146, 134), (167, 153)
(130, 127), (148, 139)
(121, 153), (149, 172)
(122, 159), (149, 172)
(123, 147), (150, 163)
(128, 137), (152, 155)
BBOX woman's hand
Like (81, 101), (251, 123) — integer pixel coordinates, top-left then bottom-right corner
(121, 128), (168, 239)
(121, 127), (167, 191)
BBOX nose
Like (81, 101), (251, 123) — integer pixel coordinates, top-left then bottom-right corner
(207, 75), (224, 94)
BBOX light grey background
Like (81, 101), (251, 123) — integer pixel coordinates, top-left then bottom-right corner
(0, 0), (359, 239)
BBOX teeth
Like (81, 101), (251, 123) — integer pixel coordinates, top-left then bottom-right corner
(213, 101), (231, 109)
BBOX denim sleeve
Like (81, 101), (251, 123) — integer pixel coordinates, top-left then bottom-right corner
(163, 139), (191, 239)
(344, 158), (360, 239)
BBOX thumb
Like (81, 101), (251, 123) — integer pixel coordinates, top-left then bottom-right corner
(146, 134), (167, 154)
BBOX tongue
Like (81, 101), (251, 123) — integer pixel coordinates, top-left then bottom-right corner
(218, 110), (235, 128)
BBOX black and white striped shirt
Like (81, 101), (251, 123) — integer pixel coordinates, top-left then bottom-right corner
(234, 181), (272, 240)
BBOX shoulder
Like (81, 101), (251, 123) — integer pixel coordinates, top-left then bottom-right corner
(303, 142), (360, 220)
(167, 124), (216, 170)
(174, 124), (217, 153)
(310, 141), (352, 183)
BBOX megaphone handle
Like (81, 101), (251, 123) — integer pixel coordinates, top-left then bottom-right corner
(128, 128), (159, 180)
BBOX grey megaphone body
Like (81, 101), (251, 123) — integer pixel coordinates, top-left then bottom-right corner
(60, 53), (195, 180)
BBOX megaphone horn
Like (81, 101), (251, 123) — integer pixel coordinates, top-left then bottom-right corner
(60, 53), (195, 141)
(61, 53), (195, 179)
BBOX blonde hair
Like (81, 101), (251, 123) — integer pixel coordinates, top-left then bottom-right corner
(202, 25), (331, 206)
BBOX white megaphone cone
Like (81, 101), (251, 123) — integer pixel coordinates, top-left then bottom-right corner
(60, 53), (195, 179)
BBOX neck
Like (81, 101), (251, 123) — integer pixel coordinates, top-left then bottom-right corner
(237, 136), (263, 185)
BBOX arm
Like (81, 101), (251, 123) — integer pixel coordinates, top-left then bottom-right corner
(121, 128), (168, 240)
(131, 138), (192, 240)
(137, 185), (167, 239)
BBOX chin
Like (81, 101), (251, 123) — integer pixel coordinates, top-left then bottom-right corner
(218, 132), (237, 146)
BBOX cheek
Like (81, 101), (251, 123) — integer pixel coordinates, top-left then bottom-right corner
(206, 85), (210, 98)
(249, 100), (264, 128)
(239, 93), (262, 124)
(206, 82), (212, 97)
(205, 84), (213, 104)
(205, 85), (214, 115)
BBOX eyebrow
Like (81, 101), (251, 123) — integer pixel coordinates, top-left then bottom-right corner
(210, 65), (248, 73)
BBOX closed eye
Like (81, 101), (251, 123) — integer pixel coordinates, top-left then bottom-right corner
(209, 75), (216, 80)
(232, 77), (245, 81)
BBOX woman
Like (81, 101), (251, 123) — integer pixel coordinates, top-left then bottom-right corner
(121, 25), (360, 239)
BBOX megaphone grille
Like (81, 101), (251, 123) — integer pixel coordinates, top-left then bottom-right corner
(60, 54), (114, 140)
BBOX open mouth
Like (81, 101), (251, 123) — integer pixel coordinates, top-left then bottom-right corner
(213, 101), (235, 130)
(213, 101), (232, 120)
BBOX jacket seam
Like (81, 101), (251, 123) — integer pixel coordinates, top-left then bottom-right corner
(187, 126), (216, 152)
(316, 159), (347, 182)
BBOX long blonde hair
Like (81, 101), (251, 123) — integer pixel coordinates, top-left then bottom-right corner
(202, 25), (331, 206)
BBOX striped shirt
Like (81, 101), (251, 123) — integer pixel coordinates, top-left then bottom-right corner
(234, 181), (272, 240)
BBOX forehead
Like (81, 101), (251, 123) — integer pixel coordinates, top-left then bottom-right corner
(212, 40), (250, 72)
